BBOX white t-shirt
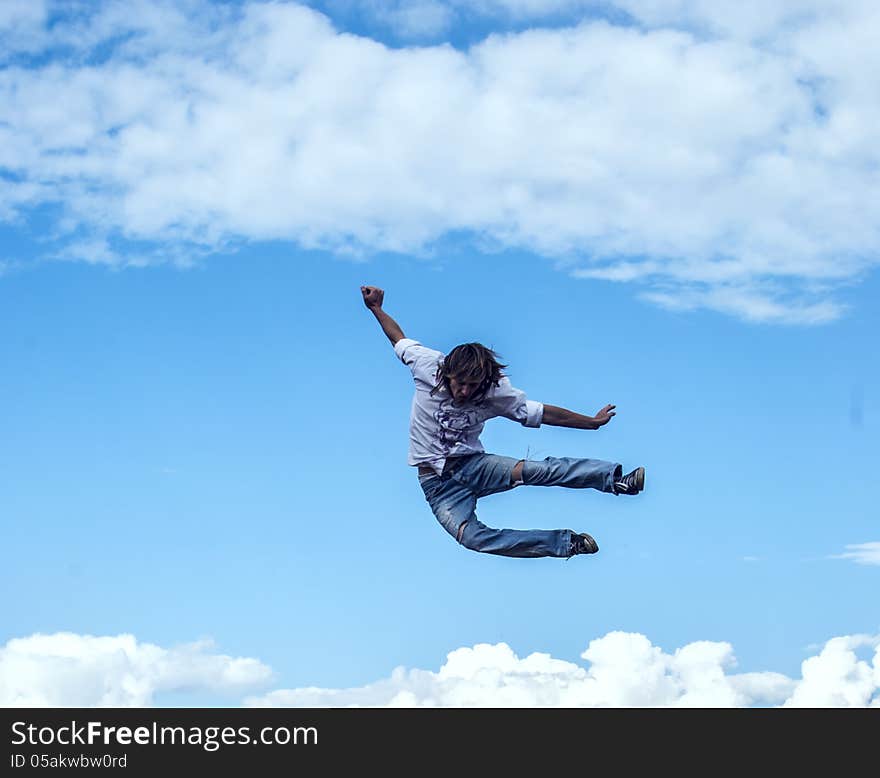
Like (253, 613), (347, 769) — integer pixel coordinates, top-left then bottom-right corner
(394, 338), (544, 475)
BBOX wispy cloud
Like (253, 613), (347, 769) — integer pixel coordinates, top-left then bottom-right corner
(638, 284), (846, 325)
(336, 1), (606, 36)
(361, 0), (455, 39)
(0, 0), (49, 55)
(832, 542), (880, 567)
(2, 0), (879, 322)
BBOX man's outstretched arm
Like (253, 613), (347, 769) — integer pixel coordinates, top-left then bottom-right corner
(542, 403), (616, 430)
(361, 285), (405, 345)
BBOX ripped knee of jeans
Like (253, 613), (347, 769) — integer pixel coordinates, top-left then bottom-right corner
(457, 521), (468, 544)
(511, 459), (525, 487)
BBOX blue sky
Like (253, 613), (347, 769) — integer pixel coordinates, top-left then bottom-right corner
(1, 1), (878, 707)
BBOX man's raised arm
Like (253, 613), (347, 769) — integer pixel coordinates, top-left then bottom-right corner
(542, 403), (616, 430)
(361, 285), (406, 345)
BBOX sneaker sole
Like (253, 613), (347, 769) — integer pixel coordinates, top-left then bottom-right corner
(634, 466), (645, 492)
(576, 532), (599, 554)
(614, 466), (645, 494)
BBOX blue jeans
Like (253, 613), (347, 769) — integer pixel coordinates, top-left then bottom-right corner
(418, 453), (621, 558)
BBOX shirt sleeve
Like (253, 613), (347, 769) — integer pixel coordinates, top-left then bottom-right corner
(393, 338), (444, 388)
(488, 377), (544, 428)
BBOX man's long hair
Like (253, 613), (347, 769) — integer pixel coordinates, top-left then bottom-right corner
(431, 342), (508, 404)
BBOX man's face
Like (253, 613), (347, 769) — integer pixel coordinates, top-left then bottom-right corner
(448, 375), (480, 404)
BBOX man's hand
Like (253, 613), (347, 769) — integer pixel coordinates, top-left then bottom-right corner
(361, 285), (384, 310)
(593, 404), (616, 427)
(361, 285), (405, 344)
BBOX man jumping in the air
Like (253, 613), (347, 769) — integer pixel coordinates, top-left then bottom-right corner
(361, 285), (645, 559)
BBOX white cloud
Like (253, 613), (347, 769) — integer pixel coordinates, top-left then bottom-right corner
(246, 631), (880, 708)
(4, 629), (878, 707)
(833, 542), (880, 567)
(2, 0), (880, 321)
(0, 632), (273, 707)
(783, 635), (880, 707)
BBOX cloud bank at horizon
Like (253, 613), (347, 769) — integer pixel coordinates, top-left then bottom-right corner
(2, 629), (878, 707)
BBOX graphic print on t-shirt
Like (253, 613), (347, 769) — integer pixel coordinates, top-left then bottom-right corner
(433, 399), (480, 454)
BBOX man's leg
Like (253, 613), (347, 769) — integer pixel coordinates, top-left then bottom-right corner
(420, 464), (573, 558)
(457, 517), (572, 558)
(420, 477), (477, 544)
(520, 456), (621, 493)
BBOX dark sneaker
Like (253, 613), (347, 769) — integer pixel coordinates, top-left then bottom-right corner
(614, 466), (645, 495)
(569, 532), (599, 556)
